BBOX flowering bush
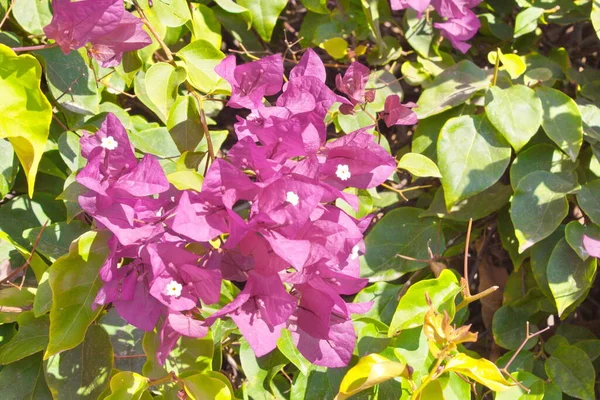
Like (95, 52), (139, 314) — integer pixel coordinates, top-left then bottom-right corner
(0, 0), (599, 399)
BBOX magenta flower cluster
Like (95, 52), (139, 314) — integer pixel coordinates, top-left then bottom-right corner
(76, 51), (415, 367)
(391, 0), (482, 53)
(43, 0), (151, 67)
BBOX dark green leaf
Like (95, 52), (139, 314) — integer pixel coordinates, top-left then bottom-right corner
(545, 345), (595, 400)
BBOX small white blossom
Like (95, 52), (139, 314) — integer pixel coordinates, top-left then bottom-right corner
(336, 164), (351, 181)
(101, 136), (118, 150)
(350, 245), (360, 260)
(286, 191), (299, 206)
(164, 280), (183, 298)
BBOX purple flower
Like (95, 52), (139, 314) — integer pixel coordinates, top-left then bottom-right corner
(289, 49), (326, 83)
(431, 0), (482, 18)
(335, 62), (374, 114)
(215, 54), (284, 109)
(390, 0), (432, 14)
(43, 0), (151, 67)
(434, 10), (480, 53)
(381, 95), (418, 127)
(583, 235), (600, 258)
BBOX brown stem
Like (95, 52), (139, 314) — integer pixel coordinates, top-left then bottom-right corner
(0, 220), (48, 285)
(462, 218), (473, 297)
(132, 0), (174, 64)
(11, 43), (57, 52)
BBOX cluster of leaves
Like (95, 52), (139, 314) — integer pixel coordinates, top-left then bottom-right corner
(1, 0), (600, 399)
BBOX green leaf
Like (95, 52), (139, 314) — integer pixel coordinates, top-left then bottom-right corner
(129, 127), (180, 159)
(592, 0), (600, 41)
(214, 0), (252, 29)
(353, 282), (401, 326)
(492, 306), (539, 351)
(536, 86), (583, 161)
(510, 171), (575, 252)
(509, 143), (578, 190)
(105, 372), (150, 400)
(335, 354), (408, 400)
(530, 227), (564, 300)
(0, 44), (53, 197)
(388, 269), (460, 336)
(498, 208), (529, 270)
(320, 37), (348, 60)
(45, 231), (110, 358)
(12, 0), (52, 35)
(167, 95), (205, 154)
(190, 5), (222, 48)
(139, 0), (190, 27)
(397, 153), (441, 178)
(437, 114), (511, 209)
(514, 7), (544, 38)
(167, 170), (204, 191)
(276, 329), (311, 375)
(415, 60), (489, 119)
(0, 311), (49, 365)
(23, 221), (89, 262)
(412, 106), (467, 163)
(45, 324), (113, 399)
(547, 238), (597, 317)
(545, 345), (595, 400)
(0, 287), (35, 323)
(439, 373), (471, 400)
(239, 339), (288, 399)
(145, 62), (187, 122)
(301, 0), (328, 13)
(444, 353), (514, 392)
(404, 9), (433, 58)
(485, 85), (542, 152)
(361, 207), (445, 282)
(576, 179), (600, 225)
(100, 309), (145, 374)
(0, 230), (48, 281)
(0, 139), (18, 197)
(565, 221), (592, 260)
(183, 372), (233, 400)
(495, 371), (545, 400)
(33, 271), (52, 317)
(238, 0), (287, 42)
(0, 353), (52, 399)
(36, 47), (100, 115)
(423, 183), (512, 222)
(178, 39), (226, 94)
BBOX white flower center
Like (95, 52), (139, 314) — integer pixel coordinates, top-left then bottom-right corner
(336, 164), (351, 181)
(164, 280), (183, 298)
(286, 191), (299, 206)
(101, 136), (118, 150)
(350, 245), (360, 260)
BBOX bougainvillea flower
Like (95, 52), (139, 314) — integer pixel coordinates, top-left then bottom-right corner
(390, 0), (432, 14)
(431, 0), (482, 19)
(112, 154), (170, 196)
(583, 235), (600, 258)
(289, 49), (327, 83)
(382, 95), (418, 127)
(434, 10), (481, 53)
(215, 54), (284, 109)
(88, 13), (153, 67)
(335, 62), (373, 106)
(206, 273), (297, 357)
(43, 0), (150, 67)
(321, 128), (397, 189)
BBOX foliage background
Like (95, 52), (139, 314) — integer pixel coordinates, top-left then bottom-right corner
(0, 0), (600, 399)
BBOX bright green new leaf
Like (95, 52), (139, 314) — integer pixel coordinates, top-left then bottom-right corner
(139, 0), (190, 27)
(320, 37), (348, 60)
(0, 353), (52, 399)
(45, 325), (113, 399)
(510, 171), (576, 252)
(168, 170), (204, 191)
(45, 231), (111, 358)
(0, 311), (48, 365)
(178, 39), (227, 94)
(12, 0), (52, 35)
(105, 372), (150, 400)
(277, 329), (311, 375)
(514, 7), (544, 38)
(145, 62), (187, 122)
(388, 269), (460, 336)
(545, 345), (595, 400)
(0, 44), (52, 197)
(485, 85), (542, 152)
(190, 5), (222, 48)
(238, 0), (288, 42)
(416, 60), (489, 119)
(362, 207), (445, 282)
(547, 239), (597, 317)
(593, 0), (600, 41)
(404, 9), (433, 58)
(438, 114), (511, 209)
(183, 373), (233, 400)
(444, 353), (514, 392)
(335, 354), (408, 400)
(397, 153), (441, 178)
(509, 143), (578, 190)
(301, 0), (328, 14)
(536, 86), (583, 161)
(495, 371), (545, 400)
(354, 282), (401, 326)
(576, 179), (600, 225)
(214, 0), (252, 28)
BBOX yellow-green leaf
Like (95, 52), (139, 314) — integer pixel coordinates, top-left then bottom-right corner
(0, 44), (52, 197)
(320, 38), (348, 60)
(182, 372), (233, 400)
(105, 372), (150, 400)
(335, 354), (409, 400)
(167, 170), (204, 191)
(444, 353), (514, 392)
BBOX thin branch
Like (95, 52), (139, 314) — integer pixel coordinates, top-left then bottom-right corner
(463, 218), (473, 297)
(0, 0), (16, 30)
(0, 220), (48, 286)
(11, 43), (57, 52)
